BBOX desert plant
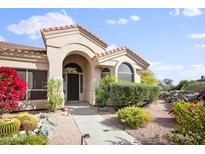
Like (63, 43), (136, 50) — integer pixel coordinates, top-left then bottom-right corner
(169, 101), (205, 144)
(0, 118), (21, 137)
(95, 75), (116, 107)
(141, 69), (159, 86)
(13, 113), (38, 132)
(117, 106), (152, 129)
(47, 78), (63, 112)
(184, 82), (205, 93)
(0, 67), (27, 115)
(110, 82), (160, 107)
(0, 134), (48, 145)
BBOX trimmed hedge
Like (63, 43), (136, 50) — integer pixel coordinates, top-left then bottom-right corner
(110, 81), (160, 107)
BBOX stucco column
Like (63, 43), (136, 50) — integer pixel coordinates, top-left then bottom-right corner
(47, 47), (65, 108)
(90, 65), (96, 105)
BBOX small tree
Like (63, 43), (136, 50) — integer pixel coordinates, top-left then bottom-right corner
(159, 78), (174, 91)
(175, 80), (196, 90)
(0, 67), (27, 115)
(47, 78), (63, 112)
(95, 75), (116, 107)
(141, 69), (159, 86)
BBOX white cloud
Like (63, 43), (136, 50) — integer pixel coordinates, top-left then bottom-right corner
(150, 61), (205, 83)
(179, 64), (205, 80)
(169, 8), (180, 16)
(118, 18), (128, 25)
(188, 33), (205, 39)
(106, 44), (117, 51)
(195, 44), (205, 48)
(105, 20), (116, 25)
(130, 15), (141, 22)
(106, 15), (140, 25)
(7, 10), (74, 40)
(169, 8), (202, 17)
(0, 35), (7, 41)
(150, 61), (184, 72)
(182, 8), (202, 17)
(106, 18), (128, 25)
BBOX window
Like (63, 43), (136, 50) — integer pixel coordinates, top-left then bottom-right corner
(80, 74), (83, 93)
(28, 70), (47, 100)
(64, 63), (82, 73)
(15, 69), (47, 100)
(16, 69), (26, 100)
(16, 70), (26, 82)
(118, 63), (134, 82)
(101, 68), (110, 78)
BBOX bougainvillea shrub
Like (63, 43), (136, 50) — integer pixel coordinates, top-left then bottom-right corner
(169, 101), (205, 144)
(0, 67), (27, 114)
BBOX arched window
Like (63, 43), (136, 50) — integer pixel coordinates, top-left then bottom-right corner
(118, 63), (134, 82)
(101, 68), (110, 78)
(64, 63), (82, 73)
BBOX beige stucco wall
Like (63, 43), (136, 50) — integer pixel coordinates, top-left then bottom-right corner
(0, 51), (49, 110)
(44, 29), (109, 105)
(0, 27), (147, 109)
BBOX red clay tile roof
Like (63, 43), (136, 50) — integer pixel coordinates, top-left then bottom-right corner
(96, 47), (126, 58)
(96, 46), (149, 67)
(0, 41), (46, 54)
(41, 24), (108, 48)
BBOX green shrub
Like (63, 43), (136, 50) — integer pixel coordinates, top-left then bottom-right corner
(0, 135), (48, 145)
(95, 87), (109, 107)
(13, 113), (38, 132)
(184, 82), (205, 92)
(110, 82), (160, 107)
(0, 118), (21, 137)
(47, 78), (63, 112)
(95, 75), (116, 107)
(117, 106), (152, 129)
(169, 101), (205, 145)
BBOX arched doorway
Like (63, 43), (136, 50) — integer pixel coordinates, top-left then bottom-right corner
(64, 63), (83, 101)
(63, 53), (92, 103)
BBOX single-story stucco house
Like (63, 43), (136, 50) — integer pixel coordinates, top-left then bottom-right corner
(0, 24), (149, 110)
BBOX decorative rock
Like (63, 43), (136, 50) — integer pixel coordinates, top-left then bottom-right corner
(47, 117), (58, 126)
(34, 129), (40, 133)
(19, 131), (27, 136)
(28, 131), (36, 136)
(12, 134), (18, 138)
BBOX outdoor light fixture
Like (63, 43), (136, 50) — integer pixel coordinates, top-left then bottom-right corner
(81, 133), (90, 145)
(120, 119), (126, 130)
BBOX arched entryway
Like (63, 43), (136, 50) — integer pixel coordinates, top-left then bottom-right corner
(63, 53), (92, 103)
(64, 63), (83, 101)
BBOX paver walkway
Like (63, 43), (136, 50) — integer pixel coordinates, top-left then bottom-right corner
(68, 102), (141, 145)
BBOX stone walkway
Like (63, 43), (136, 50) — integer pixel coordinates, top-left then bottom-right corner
(68, 102), (141, 145)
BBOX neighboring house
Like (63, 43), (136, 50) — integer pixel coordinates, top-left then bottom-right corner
(196, 75), (205, 82)
(0, 24), (149, 109)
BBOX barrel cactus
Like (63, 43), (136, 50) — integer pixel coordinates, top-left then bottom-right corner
(21, 118), (38, 132)
(13, 113), (38, 132)
(0, 118), (21, 137)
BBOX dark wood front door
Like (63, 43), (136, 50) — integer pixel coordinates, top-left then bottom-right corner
(67, 74), (79, 101)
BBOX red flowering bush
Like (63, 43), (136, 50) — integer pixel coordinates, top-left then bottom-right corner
(169, 101), (205, 144)
(0, 67), (27, 114)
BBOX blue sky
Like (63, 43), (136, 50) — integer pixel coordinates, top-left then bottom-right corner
(0, 8), (205, 84)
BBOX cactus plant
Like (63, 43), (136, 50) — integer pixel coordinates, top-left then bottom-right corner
(21, 118), (38, 132)
(0, 118), (21, 137)
(13, 113), (38, 132)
